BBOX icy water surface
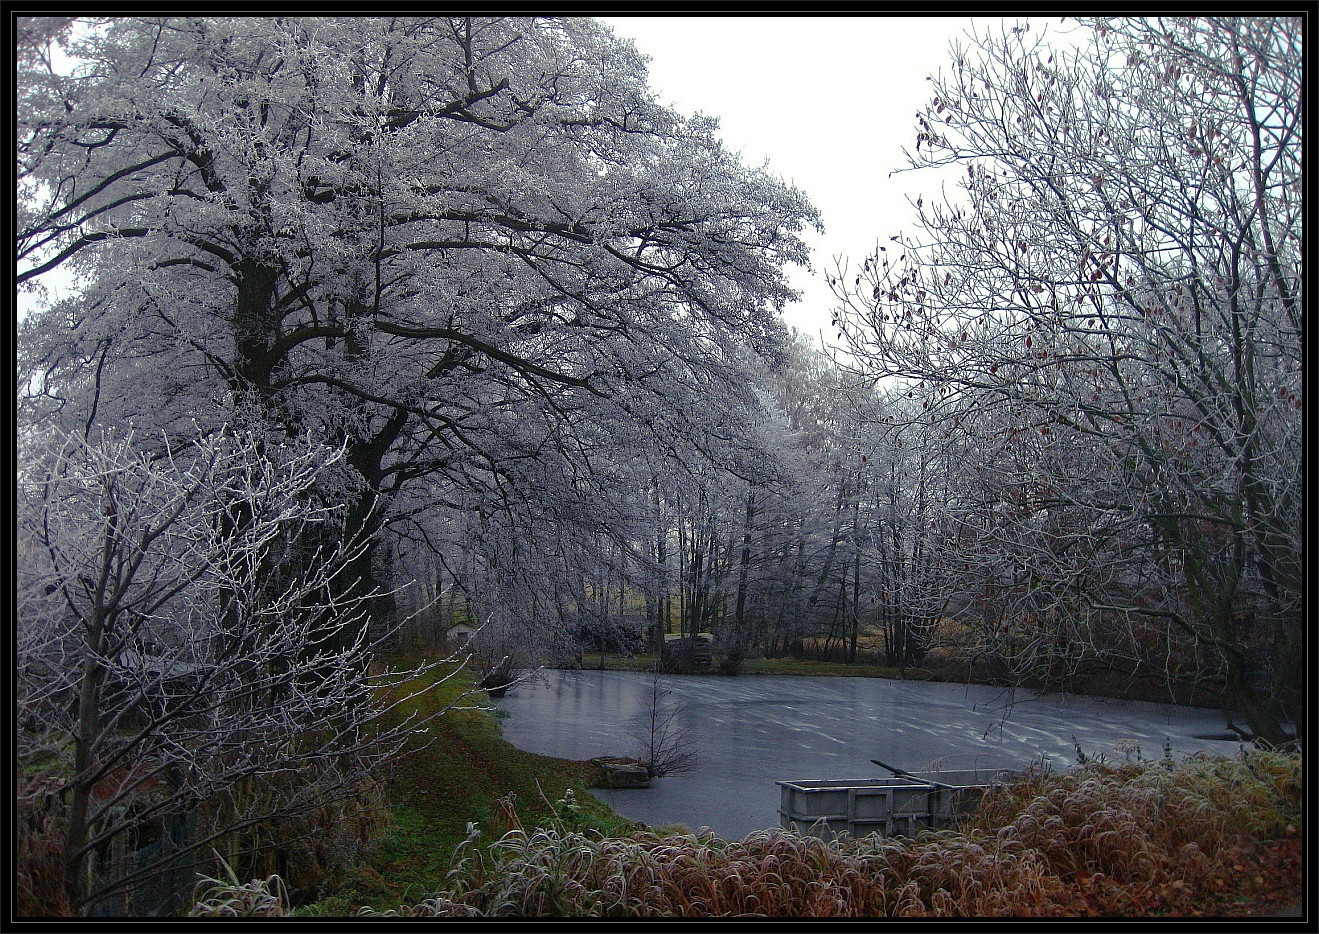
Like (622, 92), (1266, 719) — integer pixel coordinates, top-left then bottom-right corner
(492, 670), (1245, 839)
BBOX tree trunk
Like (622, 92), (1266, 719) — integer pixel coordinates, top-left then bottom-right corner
(848, 522), (861, 664)
(65, 620), (108, 914)
(730, 488), (756, 662)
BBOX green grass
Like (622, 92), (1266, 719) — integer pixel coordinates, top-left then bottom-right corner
(580, 653), (936, 681)
(738, 656), (936, 680)
(17, 739), (76, 784)
(295, 660), (639, 915)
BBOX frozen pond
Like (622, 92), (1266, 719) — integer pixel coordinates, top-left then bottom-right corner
(493, 669), (1246, 840)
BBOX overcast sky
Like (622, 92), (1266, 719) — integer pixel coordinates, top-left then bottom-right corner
(601, 16), (1007, 344)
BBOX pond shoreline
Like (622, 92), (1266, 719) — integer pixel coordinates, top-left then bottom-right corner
(496, 669), (1247, 842)
(563, 653), (1226, 713)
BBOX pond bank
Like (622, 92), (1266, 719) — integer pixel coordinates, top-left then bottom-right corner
(571, 653), (1225, 711)
(495, 669), (1246, 840)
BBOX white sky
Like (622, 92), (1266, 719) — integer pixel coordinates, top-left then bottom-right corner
(601, 15), (1006, 345)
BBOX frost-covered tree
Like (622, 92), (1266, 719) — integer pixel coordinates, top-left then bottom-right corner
(17, 15), (818, 646)
(832, 17), (1301, 744)
(16, 428), (460, 915)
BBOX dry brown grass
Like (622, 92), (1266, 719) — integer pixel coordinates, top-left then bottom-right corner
(186, 749), (1301, 918)
(958, 748), (1303, 915)
(15, 780), (72, 918)
(371, 749), (1301, 918)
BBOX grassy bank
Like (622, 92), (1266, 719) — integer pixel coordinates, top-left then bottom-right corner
(295, 662), (637, 915)
(205, 746), (1301, 918)
(578, 652), (938, 680)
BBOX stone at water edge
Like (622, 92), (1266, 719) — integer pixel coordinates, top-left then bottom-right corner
(590, 756), (652, 788)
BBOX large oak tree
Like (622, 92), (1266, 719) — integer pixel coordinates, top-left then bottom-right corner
(18, 15), (818, 630)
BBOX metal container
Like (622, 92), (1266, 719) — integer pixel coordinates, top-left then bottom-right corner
(777, 767), (1017, 838)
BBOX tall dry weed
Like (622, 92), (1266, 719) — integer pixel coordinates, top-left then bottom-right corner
(964, 748), (1301, 914)
(15, 785), (72, 917)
